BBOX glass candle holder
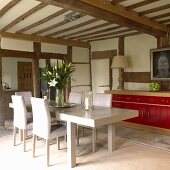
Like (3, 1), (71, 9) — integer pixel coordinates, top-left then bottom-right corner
(82, 91), (93, 110)
(41, 89), (49, 100)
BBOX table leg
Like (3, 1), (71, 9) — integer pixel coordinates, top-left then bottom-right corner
(67, 121), (76, 168)
(108, 124), (116, 152)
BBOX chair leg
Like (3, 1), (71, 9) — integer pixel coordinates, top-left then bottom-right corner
(82, 127), (85, 137)
(23, 129), (26, 152)
(20, 129), (23, 141)
(46, 139), (50, 167)
(33, 134), (36, 158)
(92, 128), (96, 152)
(64, 134), (67, 142)
(13, 127), (17, 146)
(77, 125), (79, 145)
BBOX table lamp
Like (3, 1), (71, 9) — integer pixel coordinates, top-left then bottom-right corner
(111, 55), (128, 90)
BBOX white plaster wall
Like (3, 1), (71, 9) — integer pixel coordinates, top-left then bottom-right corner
(124, 34), (157, 91)
(90, 34), (157, 92)
(91, 38), (118, 51)
(91, 38), (118, 93)
(1, 38), (33, 51)
(72, 47), (89, 62)
(72, 47), (90, 92)
(41, 43), (67, 53)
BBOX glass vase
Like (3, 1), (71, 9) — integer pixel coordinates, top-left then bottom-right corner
(56, 88), (64, 106)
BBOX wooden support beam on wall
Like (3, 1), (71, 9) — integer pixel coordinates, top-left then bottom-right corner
(33, 42), (41, 97)
(41, 52), (67, 59)
(0, 39), (2, 90)
(124, 72), (151, 83)
(0, 49), (35, 58)
(0, 31), (90, 48)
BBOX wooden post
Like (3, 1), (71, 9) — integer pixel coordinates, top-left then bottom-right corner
(65, 46), (72, 102)
(118, 37), (125, 90)
(46, 58), (51, 68)
(0, 39), (2, 90)
(32, 42), (41, 97)
(89, 46), (92, 90)
(0, 38), (5, 126)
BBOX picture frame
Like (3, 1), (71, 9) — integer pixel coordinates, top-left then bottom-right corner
(150, 47), (170, 80)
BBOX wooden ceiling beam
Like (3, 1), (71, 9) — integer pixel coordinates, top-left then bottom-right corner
(1, 3), (47, 32)
(79, 28), (132, 40)
(88, 32), (141, 42)
(0, 31), (90, 48)
(126, 0), (160, 10)
(139, 4), (170, 15)
(46, 18), (99, 37)
(17, 9), (67, 33)
(111, 0), (126, 4)
(62, 22), (112, 38)
(38, 0), (168, 37)
(32, 13), (85, 35)
(150, 12), (170, 20)
(0, 0), (21, 18)
(70, 26), (122, 39)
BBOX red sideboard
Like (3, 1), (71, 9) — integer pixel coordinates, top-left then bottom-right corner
(105, 90), (170, 130)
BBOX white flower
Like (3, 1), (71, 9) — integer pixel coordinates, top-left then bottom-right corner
(48, 78), (57, 87)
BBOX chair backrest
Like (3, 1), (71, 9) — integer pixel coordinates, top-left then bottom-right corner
(15, 91), (32, 105)
(93, 93), (112, 108)
(31, 97), (51, 139)
(68, 92), (82, 104)
(11, 95), (27, 129)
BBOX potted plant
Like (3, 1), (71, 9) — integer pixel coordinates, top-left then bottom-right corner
(41, 62), (75, 106)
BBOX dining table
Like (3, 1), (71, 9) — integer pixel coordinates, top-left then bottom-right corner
(49, 105), (138, 168)
(9, 102), (138, 168)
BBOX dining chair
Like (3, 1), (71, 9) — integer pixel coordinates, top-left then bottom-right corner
(11, 95), (33, 152)
(31, 97), (67, 167)
(15, 91), (33, 119)
(77, 93), (112, 152)
(68, 91), (82, 104)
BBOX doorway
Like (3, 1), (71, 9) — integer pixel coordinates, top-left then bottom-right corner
(17, 62), (33, 91)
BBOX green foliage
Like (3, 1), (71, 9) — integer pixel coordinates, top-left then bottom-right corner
(41, 62), (75, 90)
(149, 82), (160, 92)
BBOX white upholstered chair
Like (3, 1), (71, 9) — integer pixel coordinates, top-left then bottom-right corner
(77, 93), (112, 152)
(15, 91), (33, 119)
(92, 93), (112, 152)
(68, 91), (82, 104)
(31, 97), (67, 167)
(11, 95), (33, 152)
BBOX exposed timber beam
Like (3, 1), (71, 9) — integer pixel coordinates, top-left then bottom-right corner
(38, 0), (168, 37)
(0, 31), (90, 48)
(0, 49), (35, 58)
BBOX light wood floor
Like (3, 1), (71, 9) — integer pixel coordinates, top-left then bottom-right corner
(1, 132), (170, 170)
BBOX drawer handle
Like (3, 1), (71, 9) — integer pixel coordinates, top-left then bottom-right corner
(161, 100), (168, 102)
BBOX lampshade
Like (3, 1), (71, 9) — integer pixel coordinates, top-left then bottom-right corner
(111, 55), (128, 69)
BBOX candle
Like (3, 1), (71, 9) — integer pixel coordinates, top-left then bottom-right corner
(85, 97), (89, 110)
(43, 96), (47, 99)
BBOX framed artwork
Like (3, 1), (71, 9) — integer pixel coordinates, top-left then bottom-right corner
(150, 47), (170, 80)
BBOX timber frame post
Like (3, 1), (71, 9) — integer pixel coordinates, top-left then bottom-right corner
(65, 46), (72, 102)
(33, 42), (41, 97)
(118, 37), (125, 90)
